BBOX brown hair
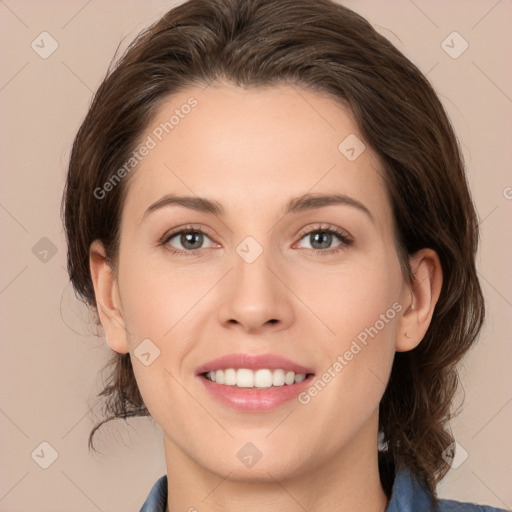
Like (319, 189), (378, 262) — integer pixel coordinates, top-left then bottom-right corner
(62, 0), (484, 498)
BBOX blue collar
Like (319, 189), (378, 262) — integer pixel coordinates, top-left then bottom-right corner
(139, 466), (505, 511)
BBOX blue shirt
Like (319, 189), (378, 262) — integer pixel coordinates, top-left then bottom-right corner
(139, 467), (507, 511)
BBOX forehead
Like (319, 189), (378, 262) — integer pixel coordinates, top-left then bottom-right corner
(121, 83), (392, 228)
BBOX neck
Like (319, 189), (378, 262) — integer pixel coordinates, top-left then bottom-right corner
(162, 417), (389, 512)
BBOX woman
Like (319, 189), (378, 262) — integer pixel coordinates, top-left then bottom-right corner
(62, 0), (507, 510)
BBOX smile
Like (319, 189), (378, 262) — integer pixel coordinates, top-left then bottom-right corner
(202, 368), (313, 388)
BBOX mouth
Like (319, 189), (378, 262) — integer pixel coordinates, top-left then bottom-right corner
(196, 353), (316, 411)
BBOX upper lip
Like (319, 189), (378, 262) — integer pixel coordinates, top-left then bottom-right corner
(196, 353), (315, 376)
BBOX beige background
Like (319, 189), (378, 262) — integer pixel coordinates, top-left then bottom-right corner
(0, 0), (511, 510)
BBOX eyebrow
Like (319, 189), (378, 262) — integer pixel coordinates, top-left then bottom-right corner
(142, 192), (374, 223)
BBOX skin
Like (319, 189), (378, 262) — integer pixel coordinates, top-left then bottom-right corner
(90, 82), (442, 512)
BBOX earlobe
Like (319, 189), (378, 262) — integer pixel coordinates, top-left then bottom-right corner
(396, 248), (443, 352)
(89, 240), (129, 354)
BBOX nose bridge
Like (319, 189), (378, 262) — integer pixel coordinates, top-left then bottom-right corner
(235, 239), (275, 295)
(217, 235), (294, 331)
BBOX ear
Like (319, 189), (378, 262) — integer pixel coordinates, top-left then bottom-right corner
(396, 248), (443, 352)
(89, 239), (129, 354)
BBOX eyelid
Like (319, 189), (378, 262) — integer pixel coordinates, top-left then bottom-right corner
(159, 223), (216, 244)
(295, 223), (353, 243)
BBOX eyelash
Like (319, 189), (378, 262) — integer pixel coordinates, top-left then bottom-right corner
(159, 223), (353, 257)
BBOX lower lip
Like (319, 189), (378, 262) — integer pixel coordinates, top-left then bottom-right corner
(199, 374), (315, 412)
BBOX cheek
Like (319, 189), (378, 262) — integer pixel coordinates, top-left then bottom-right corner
(118, 246), (216, 343)
(299, 254), (401, 409)
(304, 253), (402, 344)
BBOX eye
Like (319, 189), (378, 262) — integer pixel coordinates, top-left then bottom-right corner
(159, 223), (353, 257)
(295, 224), (353, 254)
(160, 225), (217, 256)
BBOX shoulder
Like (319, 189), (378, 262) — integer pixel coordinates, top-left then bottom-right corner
(386, 466), (507, 512)
(139, 475), (167, 512)
(437, 498), (508, 512)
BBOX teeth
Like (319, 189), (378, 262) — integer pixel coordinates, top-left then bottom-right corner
(204, 368), (308, 388)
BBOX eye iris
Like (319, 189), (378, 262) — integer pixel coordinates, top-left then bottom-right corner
(311, 231), (332, 250)
(181, 231), (203, 250)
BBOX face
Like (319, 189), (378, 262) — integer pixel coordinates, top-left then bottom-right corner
(102, 83), (412, 481)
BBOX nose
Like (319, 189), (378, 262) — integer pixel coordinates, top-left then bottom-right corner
(217, 247), (295, 334)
